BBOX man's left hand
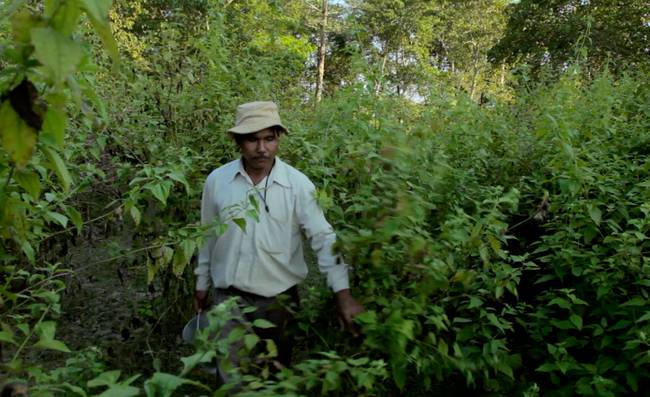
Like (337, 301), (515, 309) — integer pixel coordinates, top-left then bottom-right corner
(335, 289), (364, 337)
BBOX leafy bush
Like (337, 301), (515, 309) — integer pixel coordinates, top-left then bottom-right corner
(1, 1), (650, 396)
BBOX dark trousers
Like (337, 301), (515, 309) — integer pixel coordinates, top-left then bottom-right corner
(213, 286), (299, 384)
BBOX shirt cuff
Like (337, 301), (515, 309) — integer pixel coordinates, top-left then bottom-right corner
(195, 264), (211, 291)
(328, 265), (350, 293)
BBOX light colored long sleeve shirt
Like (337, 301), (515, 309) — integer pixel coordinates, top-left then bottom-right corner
(195, 157), (350, 297)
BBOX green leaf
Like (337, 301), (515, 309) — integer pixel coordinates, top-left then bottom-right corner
(30, 27), (84, 84)
(43, 146), (73, 191)
(44, 0), (60, 18)
(16, 323), (29, 335)
(41, 107), (66, 148)
(88, 370), (121, 388)
(248, 194), (260, 211)
(20, 240), (35, 262)
(588, 205), (602, 225)
(252, 319), (275, 329)
(347, 357), (369, 366)
(570, 314), (583, 330)
(548, 297), (571, 310)
(14, 169), (41, 198)
(468, 296), (483, 309)
(96, 385), (140, 397)
(0, 100), (37, 168)
(79, 0), (112, 23)
(145, 181), (171, 206)
(45, 211), (68, 227)
(129, 205), (141, 226)
(635, 312), (650, 323)
(244, 333), (259, 350)
(180, 351), (216, 377)
(172, 240), (195, 277)
(245, 208), (259, 222)
(167, 170), (190, 194)
(0, 330), (17, 345)
(61, 383), (87, 397)
(621, 297), (646, 306)
(79, 0), (120, 65)
(33, 321), (70, 352)
(626, 371), (639, 392)
(391, 360), (407, 390)
(536, 363), (556, 372)
(144, 372), (206, 397)
(146, 258), (159, 285)
(233, 217), (246, 232)
(35, 290), (60, 304)
(66, 206), (83, 234)
(158, 246), (174, 266)
(50, 1), (83, 35)
(33, 338), (71, 352)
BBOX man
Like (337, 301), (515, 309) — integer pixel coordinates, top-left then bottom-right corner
(193, 101), (363, 382)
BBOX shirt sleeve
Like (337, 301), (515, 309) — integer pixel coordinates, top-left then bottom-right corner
(296, 178), (350, 292)
(195, 173), (217, 291)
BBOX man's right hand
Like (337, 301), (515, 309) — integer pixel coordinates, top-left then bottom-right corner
(193, 290), (209, 312)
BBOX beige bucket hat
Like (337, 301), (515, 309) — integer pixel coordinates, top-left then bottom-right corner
(228, 101), (288, 135)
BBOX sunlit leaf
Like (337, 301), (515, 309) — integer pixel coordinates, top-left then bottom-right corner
(145, 181), (171, 206)
(61, 383), (87, 397)
(143, 372), (207, 397)
(172, 240), (195, 277)
(33, 321), (70, 352)
(252, 319), (275, 329)
(233, 217), (246, 232)
(41, 106), (66, 148)
(33, 338), (71, 352)
(0, 100), (37, 168)
(129, 205), (141, 226)
(43, 146), (73, 191)
(167, 170), (190, 194)
(66, 206), (83, 234)
(96, 385), (140, 397)
(50, 0), (83, 35)
(14, 169), (41, 198)
(180, 351), (216, 377)
(78, 0), (112, 23)
(45, 211), (68, 227)
(20, 240), (35, 262)
(79, 0), (120, 65)
(87, 370), (121, 388)
(30, 27), (84, 85)
(244, 333), (259, 350)
(588, 205), (602, 225)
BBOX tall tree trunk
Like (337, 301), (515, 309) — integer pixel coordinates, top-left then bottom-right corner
(469, 50), (480, 101)
(315, 0), (328, 103)
(376, 51), (387, 95)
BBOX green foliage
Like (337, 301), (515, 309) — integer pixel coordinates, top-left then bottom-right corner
(490, 0), (650, 72)
(1, 0), (650, 396)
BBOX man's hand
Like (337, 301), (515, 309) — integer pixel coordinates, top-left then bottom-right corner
(193, 290), (209, 312)
(335, 289), (364, 337)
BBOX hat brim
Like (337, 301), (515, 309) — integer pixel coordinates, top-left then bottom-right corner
(228, 121), (288, 135)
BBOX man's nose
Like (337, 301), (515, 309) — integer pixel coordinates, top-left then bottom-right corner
(256, 140), (267, 153)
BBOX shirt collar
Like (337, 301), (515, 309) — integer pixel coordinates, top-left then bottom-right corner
(230, 157), (290, 188)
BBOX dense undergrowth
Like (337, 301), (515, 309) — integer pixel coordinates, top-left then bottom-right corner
(1, 1), (650, 396)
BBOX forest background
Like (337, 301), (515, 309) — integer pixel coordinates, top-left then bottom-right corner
(1, 0), (649, 396)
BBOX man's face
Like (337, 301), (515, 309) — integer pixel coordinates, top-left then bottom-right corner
(237, 128), (280, 171)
